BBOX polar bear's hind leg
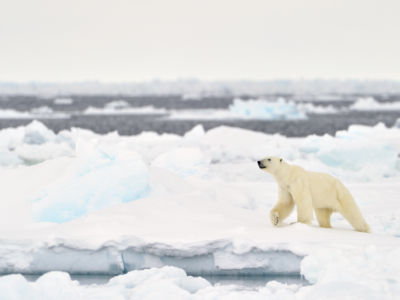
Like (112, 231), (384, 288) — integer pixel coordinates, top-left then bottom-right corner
(336, 181), (370, 233)
(315, 208), (332, 228)
(340, 206), (370, 233)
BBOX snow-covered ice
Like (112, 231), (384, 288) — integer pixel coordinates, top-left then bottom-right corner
(227, 98), (307, 120)
(32, 143), (150, 223)
(168, 98), (338, 120)
(0, 107), (69, 119)
(300, 123), (400, 180)
(350, 97), (400, 111)
(0, 109), (33, 119)
(84, 100), (167, 115)
(0, 121), (400, 299)
(54, 98), (74, 105)
(82, 98), (337, 119)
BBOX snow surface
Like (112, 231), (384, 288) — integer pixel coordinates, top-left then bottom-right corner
(0, 121), (400, 299)
(32, 143), (150, 223)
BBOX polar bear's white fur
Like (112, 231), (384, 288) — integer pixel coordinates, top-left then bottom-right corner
(257, 156), (370, 233)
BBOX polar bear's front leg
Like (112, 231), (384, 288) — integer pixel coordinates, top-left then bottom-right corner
(270, 210), (280, 226)
(270, 187), (294, 226)
(290, 181), (313, 224)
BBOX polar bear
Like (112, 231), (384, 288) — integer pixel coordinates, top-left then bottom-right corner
(257, 156), (370, 233)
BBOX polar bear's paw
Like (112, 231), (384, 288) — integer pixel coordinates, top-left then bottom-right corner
(270, 211), (280, 226)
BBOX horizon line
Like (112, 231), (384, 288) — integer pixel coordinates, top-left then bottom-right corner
(1, 78), (400, 84)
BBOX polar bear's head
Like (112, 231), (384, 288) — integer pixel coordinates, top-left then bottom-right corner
(257, 156), (283, 174)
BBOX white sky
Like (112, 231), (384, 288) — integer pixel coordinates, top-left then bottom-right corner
(0, 0), (399, 82)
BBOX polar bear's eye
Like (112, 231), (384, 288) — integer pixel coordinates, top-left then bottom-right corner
(267, 158), (271, 161)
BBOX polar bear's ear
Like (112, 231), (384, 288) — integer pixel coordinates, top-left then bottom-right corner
(280, 158), (283, 163)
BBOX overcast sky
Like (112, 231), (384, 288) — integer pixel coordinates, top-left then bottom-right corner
(0, 0), (399, 82)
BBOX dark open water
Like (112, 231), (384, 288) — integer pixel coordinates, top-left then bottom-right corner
(0, 94), (399, 136)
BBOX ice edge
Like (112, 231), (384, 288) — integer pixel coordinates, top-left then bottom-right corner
(0, 242), (304, 276)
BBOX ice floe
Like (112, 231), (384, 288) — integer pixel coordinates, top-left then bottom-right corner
(350, 97), (400, 111)
(84, 101), (167, 115)
(168, 98), (338, 120)
(0, 106), (69, 119)
(0, 121), (399, 299)
(54, 98), (74, 105)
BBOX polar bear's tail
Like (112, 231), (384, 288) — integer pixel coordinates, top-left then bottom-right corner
(336, 180), (370, 233)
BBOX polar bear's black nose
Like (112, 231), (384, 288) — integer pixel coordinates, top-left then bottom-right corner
(257, 161), (265, 168)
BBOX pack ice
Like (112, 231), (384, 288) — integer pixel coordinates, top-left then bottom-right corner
(0, 121), (400, 299)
